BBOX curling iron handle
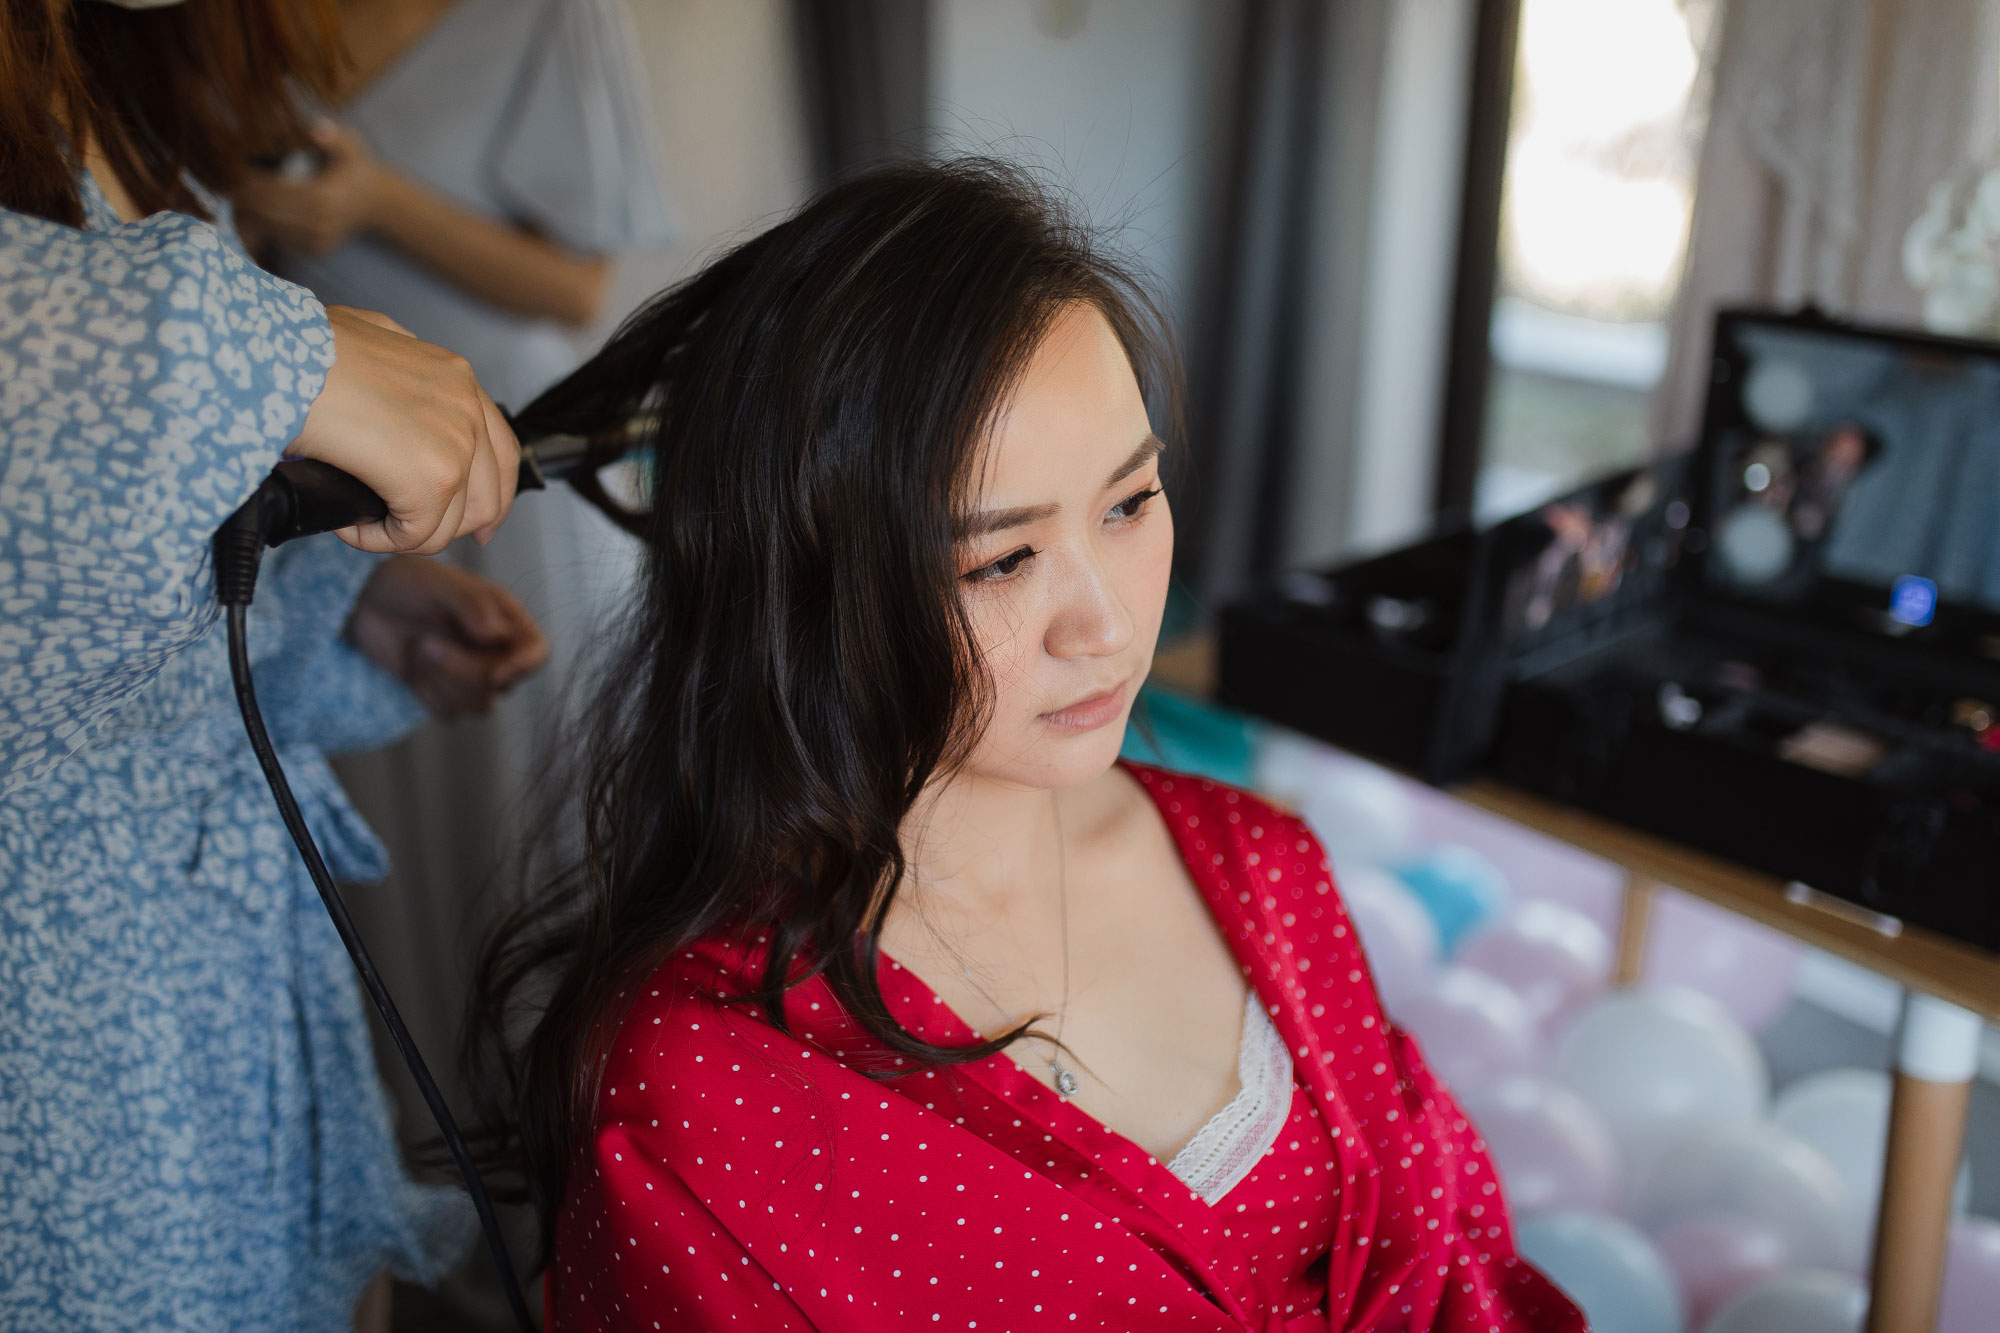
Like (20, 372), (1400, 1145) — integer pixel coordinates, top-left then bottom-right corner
(259, 453), (549, 549)
(269, 459), (388, 542)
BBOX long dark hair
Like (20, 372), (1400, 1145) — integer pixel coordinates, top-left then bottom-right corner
(0, 0), (340, 226)
(466, 160), (1177, 1240)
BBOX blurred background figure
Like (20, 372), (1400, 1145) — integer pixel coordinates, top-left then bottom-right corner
(231, 0), (674, 1326)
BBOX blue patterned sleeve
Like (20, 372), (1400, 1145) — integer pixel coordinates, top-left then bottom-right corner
(0, 205), (335, 794)
(253, 539), (428, 756)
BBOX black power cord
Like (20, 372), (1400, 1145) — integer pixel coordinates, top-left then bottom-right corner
(215, 473), (537, 1333)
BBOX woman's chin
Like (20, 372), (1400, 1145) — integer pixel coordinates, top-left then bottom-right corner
(991, 719), (1134, 792)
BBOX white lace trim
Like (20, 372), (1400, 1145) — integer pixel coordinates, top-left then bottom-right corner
(1165, 991), (1295, 1204)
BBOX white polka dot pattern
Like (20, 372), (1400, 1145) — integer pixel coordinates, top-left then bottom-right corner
(551, 765), (1586, 1331)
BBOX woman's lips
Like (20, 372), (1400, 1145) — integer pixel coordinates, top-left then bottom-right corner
(1040, 683), (1128, 734)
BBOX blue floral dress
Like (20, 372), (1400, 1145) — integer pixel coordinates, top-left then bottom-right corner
(0, 180), (468, 1330)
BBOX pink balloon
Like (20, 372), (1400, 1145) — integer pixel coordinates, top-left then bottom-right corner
(1941, 1215), (2000, 1333)
(1460, 1077), (1619, 1217)
(1643, 891), (1801, 1032)
(1653, 1212), (1790, 1331)
(1396, 967), (1538, 1093)
(1458, 901), (1612, 1032)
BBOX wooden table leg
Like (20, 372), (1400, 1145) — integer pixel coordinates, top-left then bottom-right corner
(1612, 876), (1656, 987)
(1866, 992), (1983, 1333)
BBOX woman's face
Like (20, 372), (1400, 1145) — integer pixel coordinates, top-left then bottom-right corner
(952, 301), (1173, 792)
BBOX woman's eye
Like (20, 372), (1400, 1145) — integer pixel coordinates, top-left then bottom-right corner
(1108, 486), (1163, 523)
(964, 546), (1037, 583)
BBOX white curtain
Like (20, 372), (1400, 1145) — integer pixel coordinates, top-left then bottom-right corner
(1654, 0), (2000, 448)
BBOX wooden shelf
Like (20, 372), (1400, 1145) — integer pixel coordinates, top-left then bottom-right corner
(1451, 778), (2000, 1023)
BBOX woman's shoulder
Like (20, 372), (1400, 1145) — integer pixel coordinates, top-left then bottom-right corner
(1117, 760), (1327, 873)
(593, 943), (864, 1146)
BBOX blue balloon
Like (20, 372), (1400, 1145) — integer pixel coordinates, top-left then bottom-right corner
(1390, 844), (1511, 954)
(1517, 1211), (1684, 1333)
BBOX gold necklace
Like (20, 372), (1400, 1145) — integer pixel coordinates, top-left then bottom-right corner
(914, 792), (1078, 1097)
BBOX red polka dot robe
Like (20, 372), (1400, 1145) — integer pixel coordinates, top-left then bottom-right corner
(551, 765), (1584, 1331)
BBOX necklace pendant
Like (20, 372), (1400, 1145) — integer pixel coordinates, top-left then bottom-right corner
(1053, 1065), (1080, 1097)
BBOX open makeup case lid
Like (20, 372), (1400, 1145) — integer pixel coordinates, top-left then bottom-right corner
(1677, 307), (2000, 677)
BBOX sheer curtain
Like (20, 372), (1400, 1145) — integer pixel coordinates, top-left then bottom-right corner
(1654, 0), (2000, 449)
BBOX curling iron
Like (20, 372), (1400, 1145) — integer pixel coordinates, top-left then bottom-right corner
(212, 417), (649, 1333)
(223, 416), (653, 552)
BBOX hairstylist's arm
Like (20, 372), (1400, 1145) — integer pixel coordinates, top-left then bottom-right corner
(290, 306), (521, 555)
(235, 124), (611, 327)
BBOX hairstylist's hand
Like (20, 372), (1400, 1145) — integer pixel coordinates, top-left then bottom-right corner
(292, 306), (519, 554)
(346, 558), (550, 719)
(233, 122), (382, 257)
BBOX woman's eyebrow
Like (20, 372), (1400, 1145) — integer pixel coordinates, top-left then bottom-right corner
(962, 502), (1057, 539)
(959, 433), (1165, 539)
(1106, 433), (1165, 488)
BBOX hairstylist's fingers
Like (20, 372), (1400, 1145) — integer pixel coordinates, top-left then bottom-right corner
(453, 579), (527, 644)
(413, 634), (502, 718)
(495, 620), (551, 687)
(473, 392), (520, 544)
(297, 307), (492, 554)
(419, 485), (470, 556)
(485, 594), (550, 684)
(459, 412), (503, 541)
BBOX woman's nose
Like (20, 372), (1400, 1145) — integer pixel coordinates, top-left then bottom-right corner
(1043, 549), (1134, 661)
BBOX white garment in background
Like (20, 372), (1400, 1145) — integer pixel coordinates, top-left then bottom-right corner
(264, 4), (674, 1304)
(284, 0), (673, 406)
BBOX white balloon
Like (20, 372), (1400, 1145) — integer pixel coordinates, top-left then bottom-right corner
(1702, 1269), (1867, 1333)
(1460, 1077), (1621, 1217)
(1628, 1120), (1851, 1270)
(1457, 900), (1612, 1031)
(1337, 866), (1440, 1011)
(1295, 762), (1420, 873)
(1554, 988), (1769, 1166)
(1253, 730), (1325, 807)
(1517, 1211), (1683, 1333)
(1641, 892), (1800, 1033)
(1394, 967), (1537, 1091)
(1773, 1067), (1974, 1270)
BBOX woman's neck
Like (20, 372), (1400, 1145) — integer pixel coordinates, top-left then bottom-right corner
(77, 127), (142, 225)
(899, 773), (1065, 923)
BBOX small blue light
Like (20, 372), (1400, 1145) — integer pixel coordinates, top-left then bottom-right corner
(1890, 575), (1938, 627)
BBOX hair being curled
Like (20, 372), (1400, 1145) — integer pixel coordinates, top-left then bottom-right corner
(465, 159), (1177, 1245)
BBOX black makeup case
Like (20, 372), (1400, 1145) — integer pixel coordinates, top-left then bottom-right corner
(1220, 308), (2000, 950)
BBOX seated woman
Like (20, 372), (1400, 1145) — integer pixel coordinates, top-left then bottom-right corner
(473, 160), (1584, 1332)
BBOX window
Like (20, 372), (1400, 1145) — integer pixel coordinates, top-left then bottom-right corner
(1474, 0), (1714, 520)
